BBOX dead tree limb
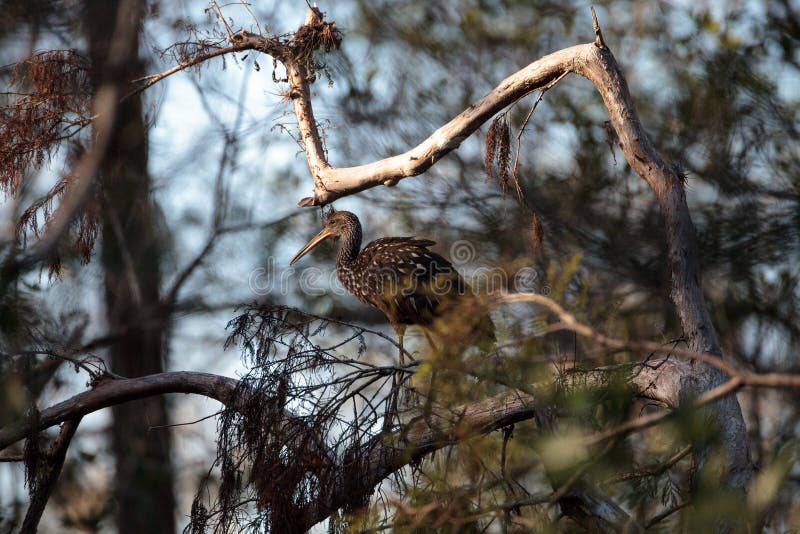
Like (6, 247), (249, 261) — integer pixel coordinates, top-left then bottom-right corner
(297, 387), (641, 533)
(0, 372), (238, 451)
(20, 417), (82, 534)
(0, 371), (639, 531)
(573, 13), (754, 496)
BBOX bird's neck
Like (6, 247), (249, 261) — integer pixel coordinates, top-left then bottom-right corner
(336, 221), (362, 267)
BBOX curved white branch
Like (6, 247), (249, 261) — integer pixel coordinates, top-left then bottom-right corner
(292, 45), (580, 206)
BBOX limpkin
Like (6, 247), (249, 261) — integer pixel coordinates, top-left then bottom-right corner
(290, 209), (494, 365)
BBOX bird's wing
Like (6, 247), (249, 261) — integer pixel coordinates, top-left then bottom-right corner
(370, 239), (495, 346)
(358, 237), (467, 325)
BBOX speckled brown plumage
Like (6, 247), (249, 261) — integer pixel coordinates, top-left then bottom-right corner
(291, 210), (494, 360)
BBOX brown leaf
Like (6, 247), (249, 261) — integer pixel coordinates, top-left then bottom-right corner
(484, 116), (500, 181)
(484, 114), (512, 195)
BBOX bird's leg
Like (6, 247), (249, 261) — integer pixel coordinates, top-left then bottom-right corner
(385, 324), (407, 430)
(420, 328), (439, 420)
(397, 324), (407, 367)
(422, 328), (438, 353)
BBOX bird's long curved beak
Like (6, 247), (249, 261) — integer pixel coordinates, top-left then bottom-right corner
(290, 227), (334, 265)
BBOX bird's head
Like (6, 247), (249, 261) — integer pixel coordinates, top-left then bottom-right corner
(290, 209), (361, 265)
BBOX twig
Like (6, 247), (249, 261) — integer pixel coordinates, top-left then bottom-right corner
(585, 375), (745, 446)
(644, 501), (689, 529)
(148, 411), (222, 431)
(239, 0), (263, 36)
(607, 445), (692, 484)
(122, 29), (288, 103)
(5, 349), (115, 379)
(591, 7), (607, 49)
(548, 439), (618, 505)
(123, 41), (246, 102)
(499, 293), (734, 379)
(511, 70), (569, 184)
(497, 493), (552, 510)
(211, 1), (235, 37)
(499, 292), (800, 390)
(500, 424), (513, 490)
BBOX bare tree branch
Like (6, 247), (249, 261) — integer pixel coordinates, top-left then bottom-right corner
(287, 383), (642, 532)
(291, 40), (581, 207)
(574, 20), (755, 502)
(2, 351), (798, 531)
(0, 372), (237, 451)
(0, 369), (639, 531)
(20, 417), (82, 534)
(501, 292), (800, 390)
(123, 31), (283, 102)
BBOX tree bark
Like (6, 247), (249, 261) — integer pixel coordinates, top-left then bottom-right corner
(86, 1), (176, 531)
(20, 418), (82, 533)
(570, 35), (754, 497)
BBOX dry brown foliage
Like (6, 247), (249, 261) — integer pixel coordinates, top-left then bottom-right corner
(23, 408), (43, 496)
(1, 50), (92, 195)
(484, 114), (512, 195)
(17, 140), (100, 265)
(290, 17), (342, 70)
(189, 305), (383, 532)
(2, 50), (98, 272)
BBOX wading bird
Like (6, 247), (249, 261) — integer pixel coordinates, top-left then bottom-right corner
(290, 209), (494, 365)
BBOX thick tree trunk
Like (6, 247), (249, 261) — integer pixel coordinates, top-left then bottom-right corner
(86, 1), (176, 532)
